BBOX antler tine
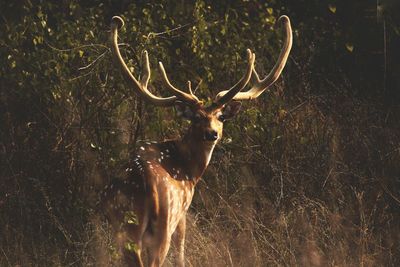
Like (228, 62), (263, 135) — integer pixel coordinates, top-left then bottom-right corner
(139, 51), (151, 87)
(110, 16), (177, 106)
(211, 49), (255, 109)
(215, 15), (293, 101)
(158, 62), (201, 106)
(187, 81), (194, 95)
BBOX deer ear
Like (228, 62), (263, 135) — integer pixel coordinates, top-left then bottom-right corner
(175, 101), (195, 120)
(221, 101), (241, 120)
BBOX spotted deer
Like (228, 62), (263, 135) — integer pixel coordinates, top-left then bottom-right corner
(101, 15), (292, 267)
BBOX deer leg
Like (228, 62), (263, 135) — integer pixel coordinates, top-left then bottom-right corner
(122, 247), (143, 267)
(172, 215), (186, 267)
(147, 230), (172, 267)
(116, 227), (145, 267)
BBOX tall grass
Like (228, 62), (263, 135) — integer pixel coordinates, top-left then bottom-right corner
(2, 78), (399, 266)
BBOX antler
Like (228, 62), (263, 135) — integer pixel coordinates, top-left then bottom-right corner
(214, 15), (293, 102)
(158, 62), (201, 106)
(210, 49), (255, 109)
(110, 16), (201, 107)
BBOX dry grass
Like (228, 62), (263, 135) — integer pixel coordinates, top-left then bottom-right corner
(2, 96), (400, 266)
(1, 77), (399, 266)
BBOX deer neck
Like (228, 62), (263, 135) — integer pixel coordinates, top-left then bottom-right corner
(176, 132), (217, 182)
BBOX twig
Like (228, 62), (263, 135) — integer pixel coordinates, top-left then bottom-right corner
(145, 23), (192, 39)
(78, 50), (108, 71)
(46, 41), (108, 52)
(288, 100), (308, 114)
(322, 167), (334, 189)
(379, 177), (400, 206)
(0, 248), (11, 267)
(199, 180), (244, 231)
(29, 177), (73, 245)
(69, 68), (96, 81)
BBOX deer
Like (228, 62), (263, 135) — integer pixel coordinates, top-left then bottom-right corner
(101, 14), (292, 267)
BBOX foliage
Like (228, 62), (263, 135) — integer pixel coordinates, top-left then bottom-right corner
(0, 0), (399, 266)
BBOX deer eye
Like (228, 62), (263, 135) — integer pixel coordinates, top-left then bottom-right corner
(217, 114), (225, 122)
(192, 113), (202, 122)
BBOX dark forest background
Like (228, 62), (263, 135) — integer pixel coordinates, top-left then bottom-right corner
(1, 0), (399, 266)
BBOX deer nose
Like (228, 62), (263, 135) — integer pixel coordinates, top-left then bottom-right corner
(204, 130), (218, 141)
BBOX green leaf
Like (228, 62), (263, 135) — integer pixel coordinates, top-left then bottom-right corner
(345, 43), (354, 52)
(124, 211), (138, 225)
(328, 4), (337, 14)
(124, 241), (138, 252)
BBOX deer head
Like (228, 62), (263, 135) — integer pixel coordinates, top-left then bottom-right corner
(110, 15), (292, 148)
